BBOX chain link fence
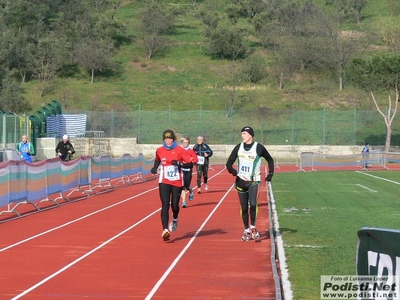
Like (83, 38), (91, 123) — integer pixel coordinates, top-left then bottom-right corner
(64, 107), (398, 146)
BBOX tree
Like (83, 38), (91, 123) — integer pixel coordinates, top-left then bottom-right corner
(0, 71), (31, 113)
(6, 29), (36, 83)
(224, 62), (252, 117)
(325, 0), (367, 25)
(32, 34), (67, 97)
(241, 55), (266, 83)
(347, 55), (400, 152)
(75, 37), (115, 83)
(205, 24), (247, 60)
(377, 16), (400, 54)
(313, 10), (367, 90)
(139, 8), (172, 59)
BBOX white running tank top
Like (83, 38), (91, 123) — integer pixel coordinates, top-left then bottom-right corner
(237, 142), (261, 182)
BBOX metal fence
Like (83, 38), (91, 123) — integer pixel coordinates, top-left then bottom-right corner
(64, 107), (397, 146)
(2, 107), (398, 149)
(0, 113), (30, 150)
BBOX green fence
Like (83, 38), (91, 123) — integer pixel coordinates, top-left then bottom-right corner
(65, 107), (397, 146)
(0, 100), (62, 152)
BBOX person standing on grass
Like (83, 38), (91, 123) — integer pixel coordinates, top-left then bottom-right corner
(361, 142), (370, 168)
(16, 134), (34, 163)
(226, 126), (274, 242)
(151, 129), (198, 241)
(180, 136), (196, 208)
(193, 136), (213, 194)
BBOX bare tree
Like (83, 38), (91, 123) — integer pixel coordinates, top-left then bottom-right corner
(224, 62), (252, 117)
(347, 55), (400, 152)
(32, 34), (67, 97)
(138, 7), (172, 59)
(75, 37), (114, 83)
(315, 11), (368, 90)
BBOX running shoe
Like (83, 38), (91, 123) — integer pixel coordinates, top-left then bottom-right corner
(205, 184), (209, 191)
(162, 229), (170, 241)
(169, 220), (178, 232)
(251, 227), (260, 239)
(197, 188), (201, 194)
(241, 229), (251, 242)
(182, 200), (187, 208)
(189, 190), (194, 201)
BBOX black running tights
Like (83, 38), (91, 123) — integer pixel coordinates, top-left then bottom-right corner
(182, 171), (193, 191)
(159, 183), (182, 229)
(196, 164), (208, 188)
(237, 183), (259, 229)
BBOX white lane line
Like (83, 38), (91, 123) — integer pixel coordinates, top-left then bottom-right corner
(10, 166), (228, 299)
(145, 172), (233, 300)
(11, 209), (160, 300)
(0, 186), (159, 253)
(356, 184), (377, 193)
(356, 171), (400, 185)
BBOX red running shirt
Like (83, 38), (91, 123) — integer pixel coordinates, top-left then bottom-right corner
(155, 145), (198, 187)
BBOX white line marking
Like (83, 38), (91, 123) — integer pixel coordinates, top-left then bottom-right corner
(356, 171), (400, 185)
(10, 209), (160, 300)
(0, 187), (159, 253)
(269, 183), (293, 300)
(10, 167), (228, 299)
(145, 170), (232, 300)
(356, 184), (377, 193)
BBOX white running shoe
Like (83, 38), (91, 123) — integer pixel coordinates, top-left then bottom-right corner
(251, 227), (260, 239)
(205, 184), (209, 191)
(169, 220), (178, 232)
(241, 229), (251, 242)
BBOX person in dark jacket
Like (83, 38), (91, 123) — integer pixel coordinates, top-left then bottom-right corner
(55, 134), (75, 161)
(193, 136), (213, 193)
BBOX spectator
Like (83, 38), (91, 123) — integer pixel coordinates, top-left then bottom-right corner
(361, 142), (370, 168)
(16, 134), (34, 163)
(56, 134), (75, 161)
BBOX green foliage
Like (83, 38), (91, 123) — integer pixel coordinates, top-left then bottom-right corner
(0, 0), (398, 116)
(347, 55), (400, 92)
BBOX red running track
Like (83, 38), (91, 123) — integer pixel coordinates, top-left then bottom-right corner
(0, 165), (275, 299)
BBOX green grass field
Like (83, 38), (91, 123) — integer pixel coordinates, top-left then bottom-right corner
(272, 169), (400, 299)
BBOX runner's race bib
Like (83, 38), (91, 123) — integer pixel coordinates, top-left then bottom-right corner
(164, 165), (180, 181)
(197, 156), (205, 165)
(239, 161), (253, 178)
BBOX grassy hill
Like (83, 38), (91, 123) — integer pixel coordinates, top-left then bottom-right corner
(21, 0), (400, 113)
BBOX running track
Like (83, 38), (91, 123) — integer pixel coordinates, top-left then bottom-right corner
(0, 165), (275, 299)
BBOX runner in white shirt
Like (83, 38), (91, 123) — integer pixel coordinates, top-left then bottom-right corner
(226, 126), (274, 241)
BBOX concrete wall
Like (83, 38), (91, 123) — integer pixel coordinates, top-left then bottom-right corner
(36, 138), (58, 161)
(32, 137), (396, 162)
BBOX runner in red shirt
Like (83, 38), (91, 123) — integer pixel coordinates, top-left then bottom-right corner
(180, 136), (197, 208)
(151, 129), (198, 241)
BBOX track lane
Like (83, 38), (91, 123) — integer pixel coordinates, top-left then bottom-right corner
(1, 165), (275, 299)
